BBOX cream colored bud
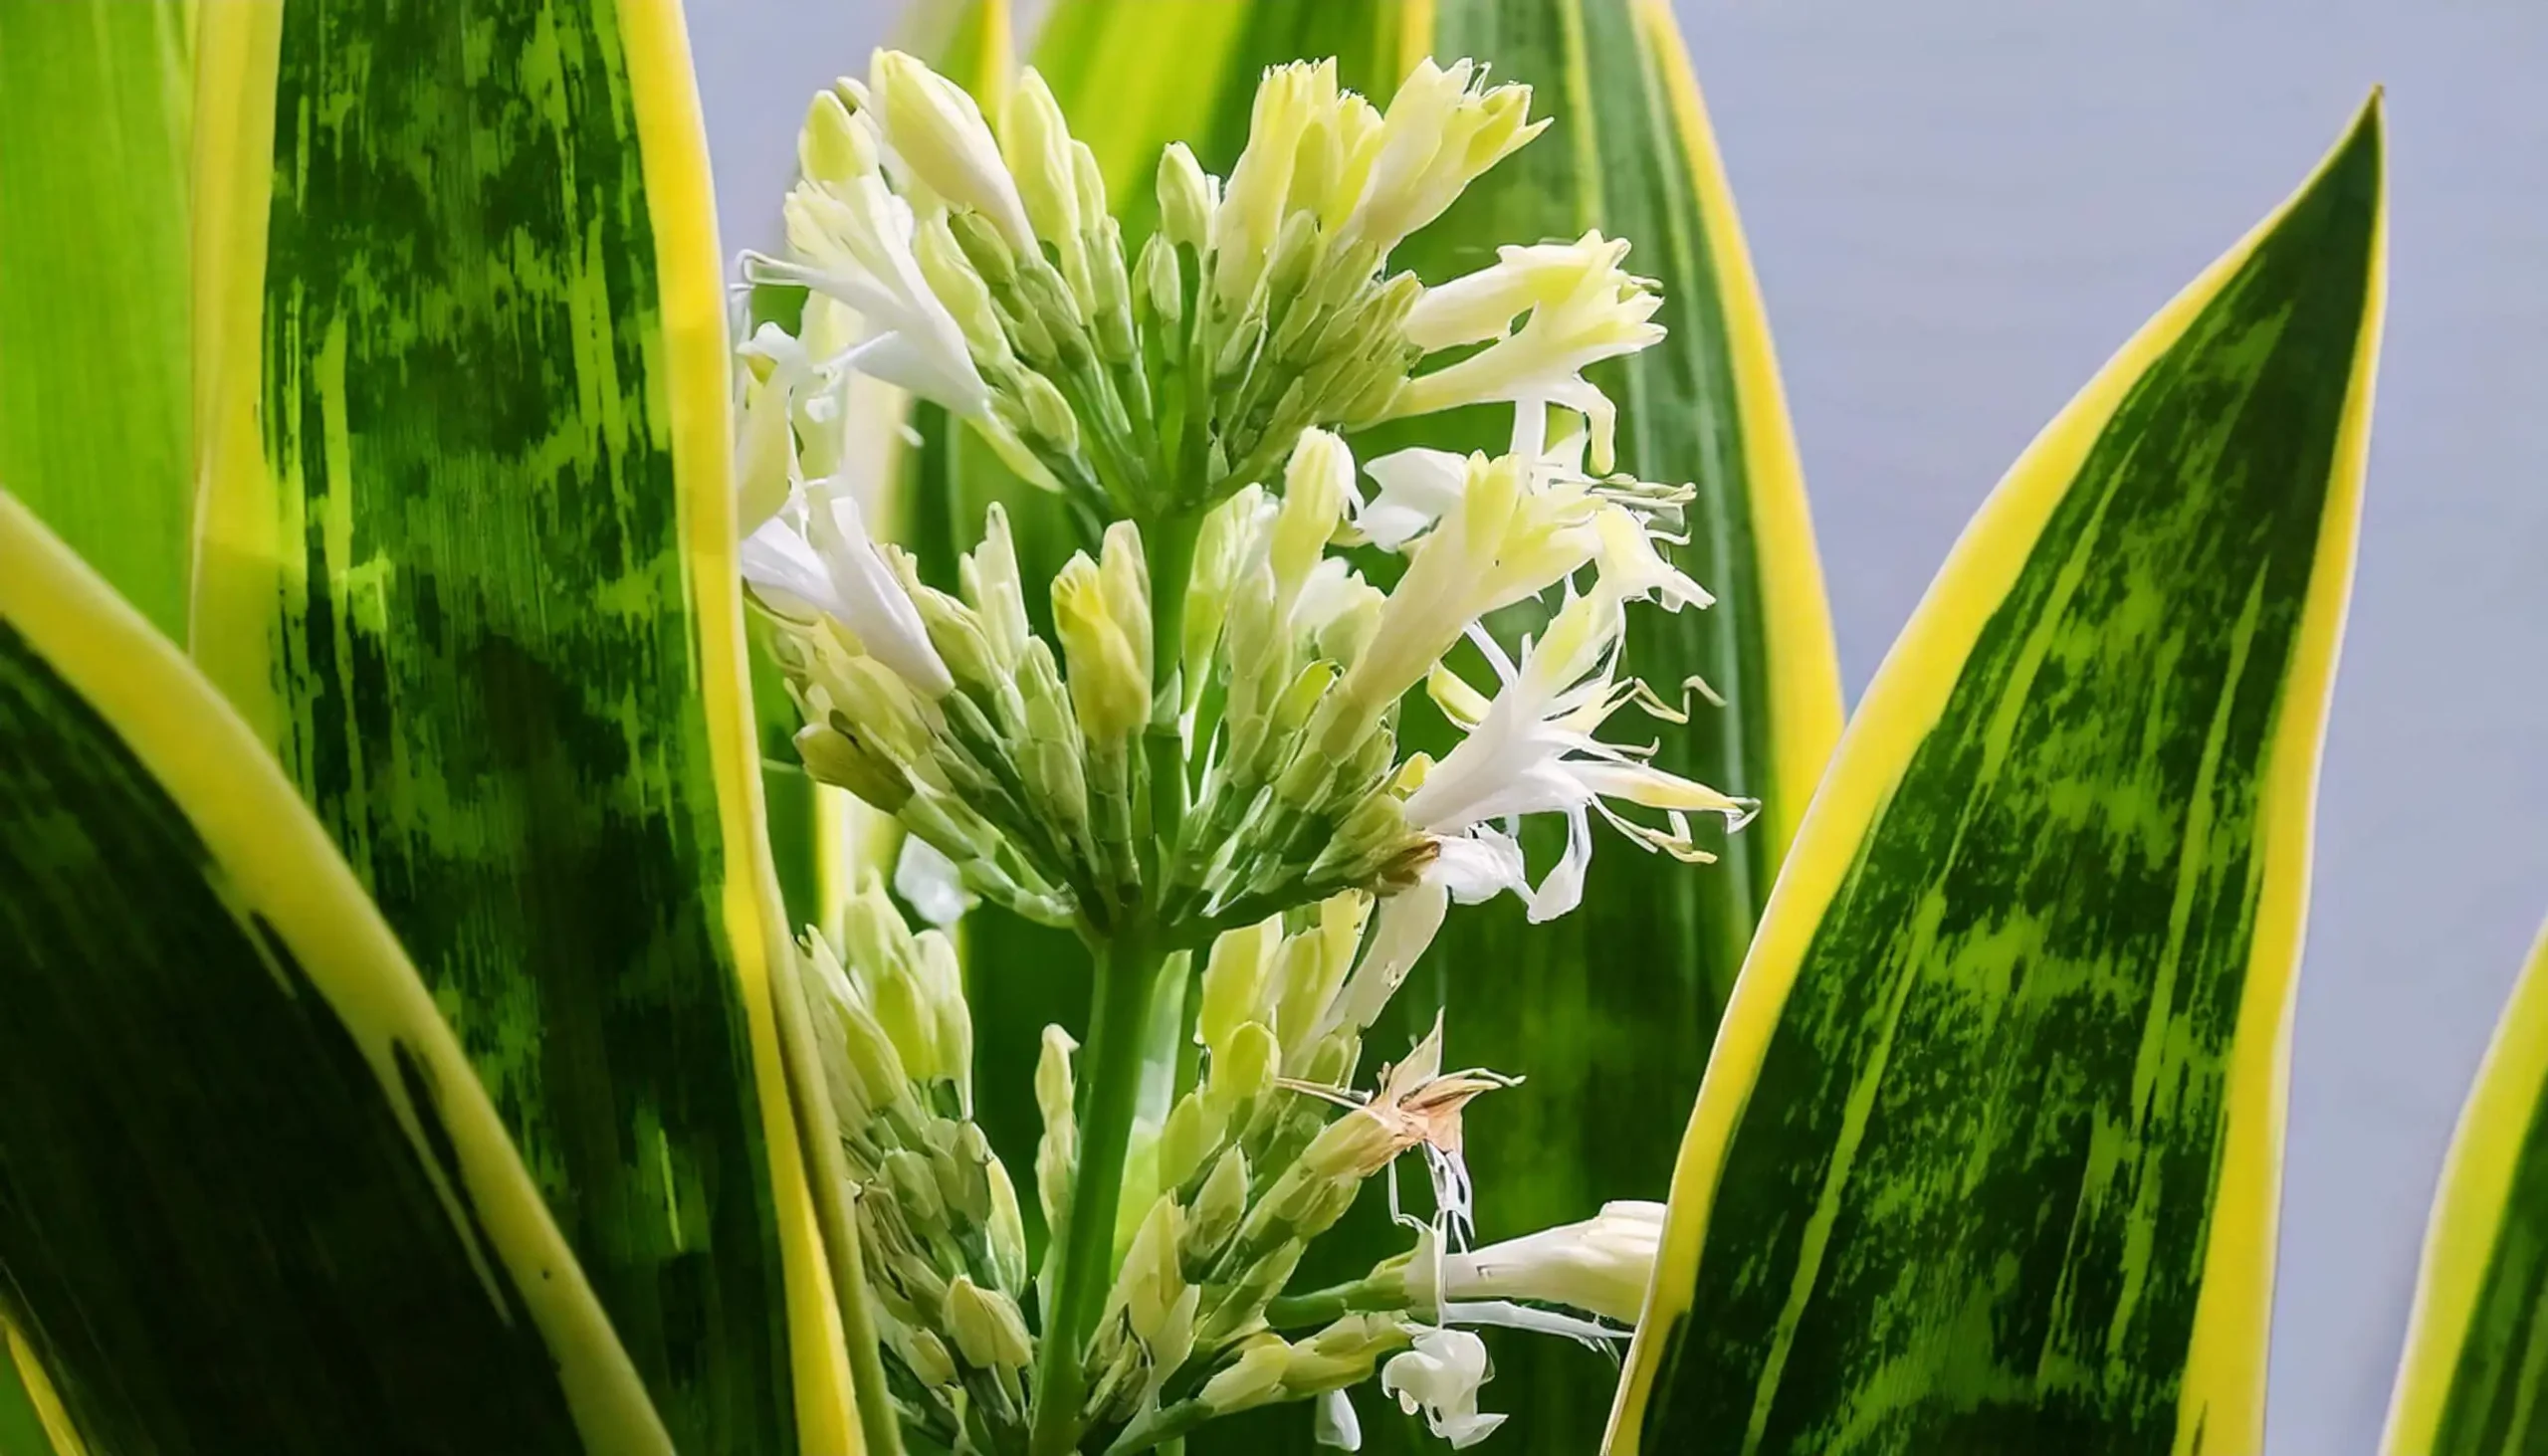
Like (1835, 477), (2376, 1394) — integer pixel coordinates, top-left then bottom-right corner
(1139, 230), (1183, 330)
(1198, 914), (1280, 1057)
(1274, 430), (1355, 591)
(1158, 141), (1216, 253)
(1071, 139), (1110, 230)
(905, 1328), (958, 1389)
(1209, 1020), (1281, 1113)
(1157, 1092), (1222, 1193)
(882, 1148), (946, 1226)
(1015, 368), (1080, 450)
(1098, 520), (1153, 688)
(1053, 552), (1149, 740)
(1001, 68), (1082, 252)
(799, 89), (877, 188)
(1200, 1338), (1293, 1413)
(1189, 1146), (1250, 1262)
(870, 50), (1037, 255)
(945, 1276), (1035, 1370)
(1118, 1194), (1188, 1342)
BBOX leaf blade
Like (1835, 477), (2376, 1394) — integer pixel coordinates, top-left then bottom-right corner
(186, 2), (852, 1448)
(0, 487), (671, 1456)
(1611, 98), (2387, 1455)
(0, 0), (194, 637)
(2381, 918), (2548, 1454)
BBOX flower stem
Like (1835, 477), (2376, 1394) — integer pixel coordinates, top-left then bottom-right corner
(1028, 927), (1170, 1456)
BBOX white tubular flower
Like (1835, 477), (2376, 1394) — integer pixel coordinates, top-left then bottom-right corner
(1594, 504), (1713, 612)
(748, 171), (990, 418)
(1330, 451), (1603, 744)
(1379, 1328), (1505, 1450)
(1341, 59), (1547, 258)
(742, 483), (956, 699)
(1315, 1388), (1364, 1451)
(868, 50), (1037, 256)
(735, 323), (814, 535)
(1353, 448), (1469, 553)
(1402, 592), (1752, 922)
(1408, 1201), (1664, 1328)
(1391, 233), (1663, 473)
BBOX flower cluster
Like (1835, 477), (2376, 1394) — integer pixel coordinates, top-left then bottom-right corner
(738, 46), (1751, 1455)
(800, 880), (1035, 1446)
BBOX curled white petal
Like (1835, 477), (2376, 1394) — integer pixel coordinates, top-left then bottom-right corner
(1314, 1389), (1364, 1451)
(1380, 1328), (1506, 1450)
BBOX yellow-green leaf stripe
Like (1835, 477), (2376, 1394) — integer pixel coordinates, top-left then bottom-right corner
(1611, 98), (2386, 1455)
(2383, 918), (2548, 1453)
(0, 489), (671, 1455)
(187, 2), (854, 1450)
(0, 0), (193, 636)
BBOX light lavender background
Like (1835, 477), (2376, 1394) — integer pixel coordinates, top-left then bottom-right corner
(693, 5), (2548, 1450)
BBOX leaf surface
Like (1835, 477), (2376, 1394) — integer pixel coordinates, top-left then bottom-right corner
(1613, 99), (2387, 1456)
(188, 2), (851, 1449)
(0, 488), (671, 1455)
(2382, 918), (2548, 1455)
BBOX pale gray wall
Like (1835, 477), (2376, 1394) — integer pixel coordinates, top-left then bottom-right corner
(693, 5), (2548, 1450)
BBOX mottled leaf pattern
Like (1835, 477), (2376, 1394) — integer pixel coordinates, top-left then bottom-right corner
(1615, 102), (2385, 1456)
(0, 491), (669, 1456)
(2384, 920), (2548, 1455)
(188, 2), (842, 1450)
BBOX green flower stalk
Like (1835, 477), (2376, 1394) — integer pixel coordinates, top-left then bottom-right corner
(737, 46), (1748, 1455)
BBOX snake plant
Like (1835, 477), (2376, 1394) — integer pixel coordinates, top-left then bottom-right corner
(4, 3), (2532, 1456)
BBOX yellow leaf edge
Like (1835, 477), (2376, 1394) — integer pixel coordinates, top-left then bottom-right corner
(1631, 0), (1847, 856)
(615, 1), (864, 1450)
(0, 485), (674, 1456)
(1602, 93), (2387, 1455)
(2379, 916), (2548, 1453)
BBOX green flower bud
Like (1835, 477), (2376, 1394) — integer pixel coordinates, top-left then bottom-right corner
(1301, 1105), (1394, 1181)
(910, 586), (1003, 692)
(1016, 368), (1080, 451)
(1098, 520), (1152, 686)
(945, 206), (1020, 287)
(1279, 1314), (1403, 1396)
(1138, 230), (1183, 333)
(944, 1120), (996, 1225)
(984, 1152), (1030, 1293)
(945, 1275), (1035, 1370)
(1265, 208), (1326, 308)
(1199, 1337), (1291, 1414)
(912, 215), (1013, 365)
(791, 721), (911, 811)
(1188, 1147), (1250, 1262)
(904, 1328), (959, 1390)
(915, 931), (973, 1106)
(1272, 429), (1353, 590)
(1158, 141), (1215, 254)
(1036, 1025), (1080, 1226)
(882, 1148), (946, 1227)
(1088, 214), (1138, 364)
